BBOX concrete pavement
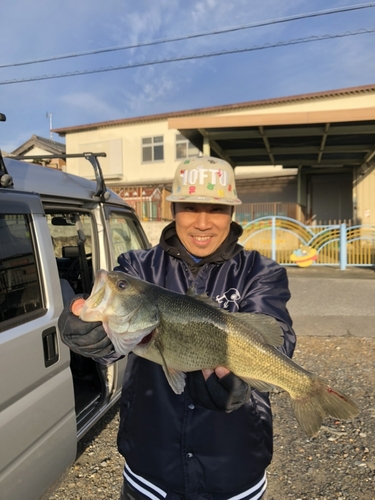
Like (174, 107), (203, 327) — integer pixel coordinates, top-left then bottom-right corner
(284, 266), (375, 339)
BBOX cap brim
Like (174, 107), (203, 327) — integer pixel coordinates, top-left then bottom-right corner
(165, 194), (242, 205)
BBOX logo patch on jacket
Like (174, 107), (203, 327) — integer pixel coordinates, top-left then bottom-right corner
(215, 288), (241, 309)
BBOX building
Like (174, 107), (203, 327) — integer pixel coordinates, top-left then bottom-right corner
(10, 135), (66, 170)
(53, 84), (375, 225)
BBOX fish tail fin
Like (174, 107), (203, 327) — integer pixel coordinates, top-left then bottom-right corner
(290, 377), (359, 437)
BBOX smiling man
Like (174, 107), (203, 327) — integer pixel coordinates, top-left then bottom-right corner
(173, 202), (233, 257)
(59, 155), (296, 500)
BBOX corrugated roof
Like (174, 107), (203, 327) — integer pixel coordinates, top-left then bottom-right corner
(53, 83), (375, 135)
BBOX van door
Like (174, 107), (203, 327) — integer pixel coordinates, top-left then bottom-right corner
(102, 205), (149, 397)
(0, 191), (77, 500)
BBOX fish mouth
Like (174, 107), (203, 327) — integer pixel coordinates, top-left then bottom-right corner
(80, 270), (118, 323)
(87, 282), (106, 308)
(86, 270), (108, 308)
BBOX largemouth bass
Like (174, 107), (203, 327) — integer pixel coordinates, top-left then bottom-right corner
(78, 269), (359, 437)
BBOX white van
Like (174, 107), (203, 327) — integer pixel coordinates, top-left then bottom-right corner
(0, 151), (150, 500)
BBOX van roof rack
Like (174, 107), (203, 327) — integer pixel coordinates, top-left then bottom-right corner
(11, 152), (109, 201)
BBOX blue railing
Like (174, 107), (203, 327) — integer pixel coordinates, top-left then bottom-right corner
(239, 216), (375, 269)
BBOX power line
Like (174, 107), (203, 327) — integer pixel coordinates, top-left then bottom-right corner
(0, 3), (374, 69)
(1, 28), (374, 86)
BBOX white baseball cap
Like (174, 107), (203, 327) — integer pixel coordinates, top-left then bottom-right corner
(166, 156), (242, 206)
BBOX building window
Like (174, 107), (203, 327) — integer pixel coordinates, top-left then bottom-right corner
(142, 136), (164, 162)
(176, 133), (200, 159)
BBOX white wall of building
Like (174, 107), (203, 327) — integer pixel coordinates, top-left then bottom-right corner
(355, 166), (375, 225)
(65, 120), (186, 186)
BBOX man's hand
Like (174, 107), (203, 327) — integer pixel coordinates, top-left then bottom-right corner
(202, 367), (230, 380)
(187, 367), (251, 412)
(58, 295), (115, 359)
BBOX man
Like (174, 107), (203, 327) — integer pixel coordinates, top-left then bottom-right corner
(59, 155), (296, 500)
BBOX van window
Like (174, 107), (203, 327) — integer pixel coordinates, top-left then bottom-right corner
(108, 211), (144, 257)
(46, 212), (93, 294)
(0, 215), (43, 327)
(47, 213), (92, 258)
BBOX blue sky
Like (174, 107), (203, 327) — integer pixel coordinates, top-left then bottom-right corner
(1, 0), (375, 152)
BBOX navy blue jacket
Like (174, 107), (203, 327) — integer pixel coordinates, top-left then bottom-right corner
(113, 222), (296, 498)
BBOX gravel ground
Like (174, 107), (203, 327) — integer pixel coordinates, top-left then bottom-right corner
(48, 335), (375, 500)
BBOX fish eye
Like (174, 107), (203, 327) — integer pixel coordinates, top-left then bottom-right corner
(117, 280), (127, 291)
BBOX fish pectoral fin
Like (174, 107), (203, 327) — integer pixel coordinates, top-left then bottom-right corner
(242, 377), (275, 393)
(234, 313), (284, 347)
(154, 339), (187, 394)
(162, 366), (187, 395)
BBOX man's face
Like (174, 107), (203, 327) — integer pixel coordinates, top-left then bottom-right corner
(173, 203), (233, 257)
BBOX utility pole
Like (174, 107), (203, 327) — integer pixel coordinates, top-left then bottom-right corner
(46, 112), (53, 139)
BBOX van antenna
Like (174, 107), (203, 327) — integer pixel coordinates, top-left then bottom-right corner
(46, 112), (53, 139)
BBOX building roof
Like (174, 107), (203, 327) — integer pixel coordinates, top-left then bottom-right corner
(52, 83), (375, 173)
(53, 83), (375, 134)
(11, 134), (66, 156)
(172, 106), (375, 171)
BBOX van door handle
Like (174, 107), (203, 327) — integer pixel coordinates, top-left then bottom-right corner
(42, 327), (59, 367)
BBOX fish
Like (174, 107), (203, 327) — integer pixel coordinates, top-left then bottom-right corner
(77, 269), (359, 437)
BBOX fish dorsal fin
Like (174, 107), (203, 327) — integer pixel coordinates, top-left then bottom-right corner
(186, 286), (197, 297)
(186, 287), (220, 308)
(233, 312), (284, 348)
(154, 337), (186, 394)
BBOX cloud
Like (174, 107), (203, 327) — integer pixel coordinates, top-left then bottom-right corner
(119, 69), (175, 115)
(113, 0), (179, 45)
(1, 0), (375, 152)
(60, 91), (120, 121)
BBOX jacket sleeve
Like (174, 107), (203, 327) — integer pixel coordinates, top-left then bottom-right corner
(239, 261), (296, 359)
(115, 251), (145, 278)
